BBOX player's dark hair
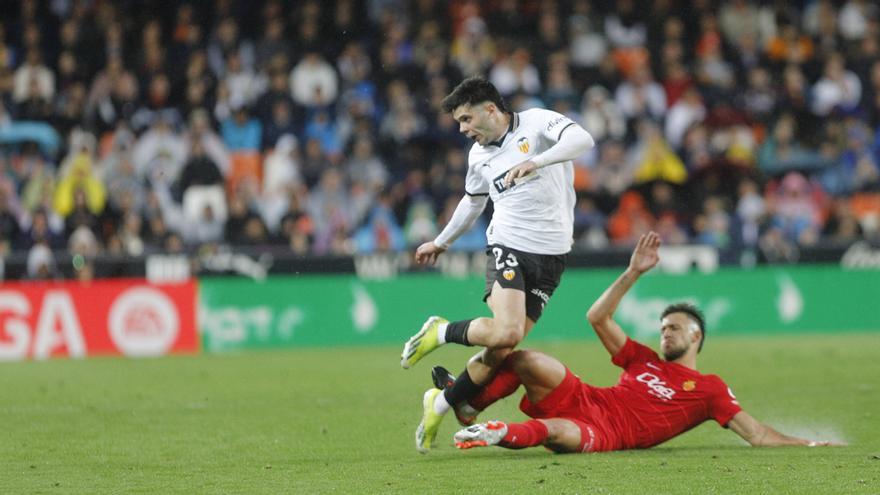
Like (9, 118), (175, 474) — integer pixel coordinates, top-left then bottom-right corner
(441, 76), (509, 114)
(662, 303), (706, 352)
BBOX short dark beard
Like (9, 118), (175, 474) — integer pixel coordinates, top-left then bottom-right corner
(663, 346), (687, 362)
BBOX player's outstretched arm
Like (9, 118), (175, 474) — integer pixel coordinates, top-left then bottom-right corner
(416, 194), (488, 265)
(728, 411), (844, 447)
(587, 232), (661, 356)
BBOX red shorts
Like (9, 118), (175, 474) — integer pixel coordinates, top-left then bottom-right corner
(518, 367), (615, 453)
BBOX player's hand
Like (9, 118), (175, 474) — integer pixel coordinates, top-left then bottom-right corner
(504, 161), (538, 188)
(807, 440), (847, 447)
(415, 241), (446, 265)
(629, 231), (661, 274)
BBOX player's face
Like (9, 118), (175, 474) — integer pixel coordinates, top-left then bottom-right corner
(452, 103), (501, 146)
(659, 313), (699, 361)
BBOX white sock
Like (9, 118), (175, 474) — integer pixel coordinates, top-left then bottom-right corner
(433, 390), (451, 415)
(436, 322), (449, 345)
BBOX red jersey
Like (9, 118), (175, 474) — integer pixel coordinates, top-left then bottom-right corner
(595, 338), (741, 449)
(520, 338), (742, 451)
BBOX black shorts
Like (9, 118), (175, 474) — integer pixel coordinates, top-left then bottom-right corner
(483, 244), (567, 322)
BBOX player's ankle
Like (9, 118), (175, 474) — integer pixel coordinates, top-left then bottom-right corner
(433, 390), (451, 415)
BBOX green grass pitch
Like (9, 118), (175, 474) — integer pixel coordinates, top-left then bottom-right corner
(1, 333), (878, 494)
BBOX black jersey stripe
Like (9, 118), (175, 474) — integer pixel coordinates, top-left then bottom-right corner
(556, 122), (575, 141)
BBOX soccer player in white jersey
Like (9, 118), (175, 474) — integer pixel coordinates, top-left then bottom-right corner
(400, 77), (595, 452)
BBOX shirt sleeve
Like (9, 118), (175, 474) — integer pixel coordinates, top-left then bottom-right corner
(535, 109), (578, 142)
(529, 109), (594, 168)
(464, 160), (490, 196)
(709, 377), (743, 427)
(611, 338), (660, 369)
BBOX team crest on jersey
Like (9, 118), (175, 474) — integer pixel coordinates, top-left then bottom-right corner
(503, 268), (516, 280)
(682, 380), (696, 391)
(517, 137), (529, 153)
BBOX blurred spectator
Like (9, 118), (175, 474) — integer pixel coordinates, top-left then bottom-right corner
(568, 1), (608, 74)
(262, 98), (298, 151)
(290, 52), (339, 109)
(665, 88), (706, 149)
(26, 242), (58, 279)
(305, 109), (343, 159)
(868, 61), (880, 128)
(117, 211), (145, 256)
(735, 179), (767, 249)
(345, 137), (389, 193)
(581, 85), (626, 143)
(403, 198), (438, 247)
(765, 172), (826, 246)
(354, 191), (405, 253)
(608, 190), (655, 245)
(178, 139), (223, 195)
(450, 16), (495, 77)
(573, 196), (609, 250)
(694, 196), (732, 248)
(132, 113), (187, 182)
(766, 21), (814, 66)
(811, 53), (862, 116)
(221, 103), (262, 152)
(719, 0), (761, 48)
(54, 153), (106, 220)
(223, 51), (267, 109)
(68, 224), (101, 258)
(605, 0), (647, 49)
(822, 121), (880, 194)
(838, 0), (876, 42)
(631, 120), (687, 185)
(489, 46), (541, 97)
(13, 48), (54, 105)
(0, 185), (21, 254)
(589, 141), (636, 197)
(256, 18), (291, 72)
(278, 187), (313, 254)
(308, 168), (351, 254)
(186, 109), (230, 177)
(758, 113), (826, 175)
(823, 197), (863, 245)
(19, 158), (56, 215)
(739, 67), (777, 124)
(615, 66), (666, 123)
(208, 17), (255, 78)
(261, 135), (303, 231)
(85, 56), (139, 134)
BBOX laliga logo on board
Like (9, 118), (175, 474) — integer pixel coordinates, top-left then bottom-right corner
(517, 137), (529, 153)
(108, 287), (179, 357)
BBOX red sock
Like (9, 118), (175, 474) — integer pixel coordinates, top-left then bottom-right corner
(499, 420), (549, 449)
(469, 357), (521, 411)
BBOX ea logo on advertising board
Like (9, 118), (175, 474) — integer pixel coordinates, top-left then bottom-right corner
(108, 287), (179, 357)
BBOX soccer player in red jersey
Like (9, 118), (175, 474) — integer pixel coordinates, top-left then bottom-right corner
(451, 232), (838, 452)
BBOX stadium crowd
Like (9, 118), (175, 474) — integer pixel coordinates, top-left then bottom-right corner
(1, 0), (880, 279)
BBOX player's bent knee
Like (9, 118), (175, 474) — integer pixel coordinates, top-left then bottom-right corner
(485, 324), (524, 348)
(511, 350), (547, 373)
(541, 419), (582, 453)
